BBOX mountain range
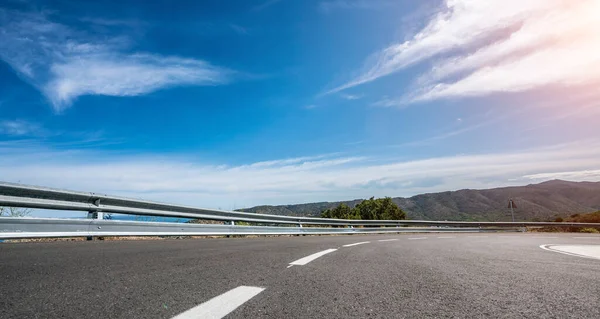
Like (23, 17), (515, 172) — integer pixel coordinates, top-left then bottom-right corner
(238, 180), (600, 222)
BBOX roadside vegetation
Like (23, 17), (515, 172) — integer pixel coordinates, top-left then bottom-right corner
(320, 197), (406, 220)
(534, 211), (600, 233)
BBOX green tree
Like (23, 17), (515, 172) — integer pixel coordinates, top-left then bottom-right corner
(320, 197), (406, 220)
(378, 197), (406, 220)
(354, 197), (378, 220)
(332, 203), (351, 219)
(321, 203), (359, 219)
(321, 203), (357, 219)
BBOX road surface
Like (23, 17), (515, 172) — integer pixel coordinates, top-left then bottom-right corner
(1, 233), (599, 318)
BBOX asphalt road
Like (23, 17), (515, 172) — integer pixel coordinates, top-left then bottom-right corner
(1, 233), (599, 318)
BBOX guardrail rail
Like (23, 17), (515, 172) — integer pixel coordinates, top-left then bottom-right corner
(1, 182), (598, 239)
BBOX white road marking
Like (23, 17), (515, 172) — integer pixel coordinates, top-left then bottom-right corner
(531, 237), (558, 239)
(343, 241), (370, 247)
(540, 244), (600, 260)
(437, 236), (455, 239)
(378, 239), (399, 242)
(407, 237), (427, 240)
(467, 236), (488, 238)
(171, 286), (265, 319)
(289, 248), (338, 266)
(573, 237), (600, 239)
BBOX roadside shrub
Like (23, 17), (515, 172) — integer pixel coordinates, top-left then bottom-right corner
(534, 226), (562, 233)
(321, 197), (406, 221)
(579, 228), (600, 233)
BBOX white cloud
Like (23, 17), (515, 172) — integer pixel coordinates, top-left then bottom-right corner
(329, 0), (600, 103)
(247, 154), (339, 168)
(45, 54), (227, 107)
(524, 170), (600, 182)
(0, 120), (43, 136)
(1, 140), (599, 209)
(0, 9), (230, 111)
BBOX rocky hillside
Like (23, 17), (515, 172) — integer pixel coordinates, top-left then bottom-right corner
(238, 180), (600, 222)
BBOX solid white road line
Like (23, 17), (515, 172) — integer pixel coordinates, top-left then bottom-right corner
(378, 239), (399, 242)
(289, 248), (338, 266)
(171, 286), (265, 319)
(407, 237), (427, 240)
(540, 244), (600, 260)
(343, 241), (370, 247)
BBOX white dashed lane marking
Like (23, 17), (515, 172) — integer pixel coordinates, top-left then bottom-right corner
(343, 241), (370, 247)
(378, 239), (399, 242)
(171, 286), (265, 319)
(437, 236), (455, 239)
(407, 237), (427, 240)
(288, 248), (338, 266)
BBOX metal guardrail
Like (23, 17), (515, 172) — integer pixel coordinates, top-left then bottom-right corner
(0, 181), (598, 239)
(0, 218), (514, 239)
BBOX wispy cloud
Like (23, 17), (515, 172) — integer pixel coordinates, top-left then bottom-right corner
(252, 0), (282, 12)
(392, 93), (600, 147)
(344, 140), (364, 146)
(78, 17), (143, 27)
(318, 0), (396, 13)
(304, 104), (318, 109)
(229, 24), (249, 35)
(393, 112), (518, 147)
(0, 9), (231, 111)
(46, 54), (227, 108)
(246, 154), (340, 168)
(371, 96), (407, 108)
(0, 120), (43, 136)
(339, 93), (363, 100)
(328, 0), (600, 102)
(1, 140), (599, 208)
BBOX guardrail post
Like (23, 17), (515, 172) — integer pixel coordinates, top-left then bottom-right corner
(297, 222), (304, 236)
(86, 211), (104, 241)
(520, 227), (527, 233)
(226, 221), (234, 238)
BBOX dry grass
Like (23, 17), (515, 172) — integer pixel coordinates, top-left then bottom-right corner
(531, 211), (600, 233)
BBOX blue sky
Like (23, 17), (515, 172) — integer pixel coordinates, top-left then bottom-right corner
(1, 0), (600, 216)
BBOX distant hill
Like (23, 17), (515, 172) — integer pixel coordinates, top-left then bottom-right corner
(238, 180), (600, 222)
